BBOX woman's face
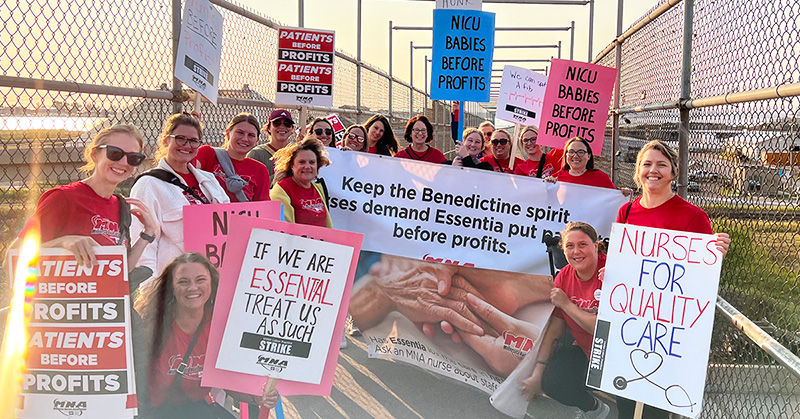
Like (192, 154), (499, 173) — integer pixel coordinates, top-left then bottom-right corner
(311, 121), (333, 146)
(462, 132), (483, 157)
(292, 149), (318, 184)
(172, 262), (212, 314)
(566, 140), (589, 172)
(226, 121), (259, 157)
(562, 230), (599, 274)
(92, 132), (143, 186)
(637, 148), (675, 193)
(166, 124), (201, 168)
(270, 118), (294, 142)
(491, 132), (511, 159)
(344, 128), (365, 150)
(521, 130), (541, 157)
(411, 121), (428, 147)
(367, 121), (385, 146)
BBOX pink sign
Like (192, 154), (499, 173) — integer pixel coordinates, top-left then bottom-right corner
(537, 59), (617, 155)
(183, 201), (282, 269)
(202, 216), (363, 396)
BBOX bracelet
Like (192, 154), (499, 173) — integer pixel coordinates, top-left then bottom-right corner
(139, 231), (156, 243)
(536, 360), (549, 366)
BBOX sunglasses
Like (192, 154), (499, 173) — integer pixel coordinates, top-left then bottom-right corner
(491, 138), (509, 146)
(315, 128), (333, 136)
(168, 134), (202, 149)
(567, 149), (588, 157)
(271, 119), (294, 127)
(484, 131), (494, 137)
(346, 133), (365, 142)
(98, 145), (146, 166)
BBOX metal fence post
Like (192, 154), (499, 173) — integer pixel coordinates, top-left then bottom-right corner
(570, 20), (575, 61)
(678, 0), (694, 198)
(172, 0), (182, 114)
(587, 0), (594, 61)
(389, 20), (393, 119)
(356, 0), (363, 123)
(610, 0), (623, 185)
(410, 41), (414, 117)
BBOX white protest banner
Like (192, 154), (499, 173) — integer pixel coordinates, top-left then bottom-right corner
(436, 0), (482, 10)
(214, 227), (355, 385)
(587, 223), (723, 417)
(174, 0), (223, 104)
(8, 247), (136, 419)
(276, 27), (335, 108)
(495, 65), (548, 126)
(324, 148), (627, 275)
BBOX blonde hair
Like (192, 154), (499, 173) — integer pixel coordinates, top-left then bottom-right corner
(561, 221), (607, 255)
(634, 140), (679, 189)
(462, 127), (481, 143)
(272, 137), (331, 183)
(80, 124), (144, 174)
(153, 113), (203, 162)
(492, 128), (512, 142)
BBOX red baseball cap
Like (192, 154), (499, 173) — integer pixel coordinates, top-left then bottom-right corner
(269, 109), (294, 123)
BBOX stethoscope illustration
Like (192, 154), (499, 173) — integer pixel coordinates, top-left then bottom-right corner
(613, 349), (696, 412)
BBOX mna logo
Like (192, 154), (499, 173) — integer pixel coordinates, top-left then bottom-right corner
(257, 355), (288, 373)
(502, 332), (534, 356)
(53, 399), (87, 416)
(422, 254), (475, 267)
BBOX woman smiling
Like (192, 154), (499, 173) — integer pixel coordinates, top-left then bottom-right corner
(270, 138), (332, 227)
(395, 115), (446, 163)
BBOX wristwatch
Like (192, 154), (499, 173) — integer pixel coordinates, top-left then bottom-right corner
(139, 231), (156, 243)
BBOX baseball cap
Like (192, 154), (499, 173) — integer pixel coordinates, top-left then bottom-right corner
(269, 109), (294, 123)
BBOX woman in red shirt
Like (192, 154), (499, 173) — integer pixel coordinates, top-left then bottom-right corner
(364, 114), (399, 156)
(269, 138), (333, 227)
(340, 125), (367, 152)
(513, 126), (562, 179)
(521, 222), (612, 418)
(480, 129), (523, 174)
(395, 115), (447, 163)
(548, 136), (615, 189)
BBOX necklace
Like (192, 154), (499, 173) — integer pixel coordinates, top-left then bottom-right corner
(571, 169), (587, 176)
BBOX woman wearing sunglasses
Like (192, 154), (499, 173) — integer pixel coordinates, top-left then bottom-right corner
(395, 115), (447, 163)
(131, 113), (229, 280)
(480, 129), (522, 174)
(305, 117), (335, 147)
(14, 124), (157, 268)
(340, 124), (368, 151)
(513, 126), (563, 179)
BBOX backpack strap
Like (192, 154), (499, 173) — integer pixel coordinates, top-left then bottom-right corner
(535, 156), (547, 178)
(135, 169), (209, 204)
(212, 147), (249, 202)
(623, 201), (633, 223)
(115, 193), (131, 250)
(315, 177), (330, 208)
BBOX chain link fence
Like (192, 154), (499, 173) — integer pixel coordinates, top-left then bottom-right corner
(594, 0), (800, 417)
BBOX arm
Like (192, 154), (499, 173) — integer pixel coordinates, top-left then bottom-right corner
(269, 183), (295, 223)
(551, 286), (597, 335)
(129, 179), (160, 274)
(521, 315), (567, 399)
(126, 197), (158, 268)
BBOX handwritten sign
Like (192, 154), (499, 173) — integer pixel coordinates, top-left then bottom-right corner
(174, 0), (223, 104)
(276, 27), (335, 107)
(587, 223), (722, 418)
(537, 59), (617, 155)
(9, 247), (136, 419)
(183, 201), (282, 269)
(436, 0), (482, 10)
(430, 9), (495, 102)
(495, 65), (548, 126)
(202, 217), (363, 396)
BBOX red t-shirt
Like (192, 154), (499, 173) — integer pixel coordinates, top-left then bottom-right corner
(395, 146), (447, 164)
(616, 195), (713, 234)
(513, 150), (561, 178)
(175, 171), (209, 205)
(20, 181), (125, 246)
(194, 145), (271, 202)
(480, 156), (523, 174)
(367, 145), (378, 154)
(553, 169), (616, 189)
(553, 254), (607, 357)
(277, 177), (328, 227)
(149, 321), (211, 408)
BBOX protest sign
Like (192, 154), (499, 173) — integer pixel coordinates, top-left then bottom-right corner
(325, 113), (346, 145)
(495, 65), (548, 126)
(174, 0), (223, 104)
(8, 247), (136, 419)
(323, 148), (627, 275)
(202, 217), (362, 396)
(537, 59), (617, 155)
(587, 223), (722, 417)
(436, 0), (482, 10)
(183, 201), (282, 269)
(430, 9), (495, 102)
(276, 26), (335, 107)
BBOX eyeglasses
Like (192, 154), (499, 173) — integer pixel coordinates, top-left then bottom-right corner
(491, 138), (509, 146)
(346, 133), (364, 142)
(522, 137), (538, 144)
(314, 128), (333, 136)
(412, 128), (428, 134)
(98, 145), (146, 166)
(168, 134), (202, 149)
(484, 131), (494, 137)
(271, 119), (294, 127)
(567, 149), (588, 157)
